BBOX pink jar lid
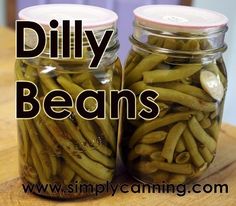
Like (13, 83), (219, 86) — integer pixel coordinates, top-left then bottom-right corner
(134, 5), (228, 33)
(19, 4), (118, 31)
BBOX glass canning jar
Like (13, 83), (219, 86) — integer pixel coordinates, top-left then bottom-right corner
(121, 5), (228, 185)
(16, 4), (122, 198)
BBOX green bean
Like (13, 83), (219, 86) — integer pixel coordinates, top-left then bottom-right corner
(176, 138), (186, 153)
(93, 119), (116, 152)
(175, 152), (190, 164)
(155, 37), (165, 47)
(135, 144), (161, 156)
(150, 151), (165, 161)
(183, 39), (200, 51)
(24, 65), (38, 84)
(161, 122), (186, 163)
(200, 118), (211, 129)
(183, 128), (205, 167)
(125, 53), (167, 86)
(173, 106), (190, 112)
(196, 112), (205, 122)
(33, 117), (61, 156)
(25, 120), (52, 179)
(207, 120), (219, 140)
(112, 74), (121, 90)
(163, 39), (177, 50)
(188, 116), (216, 153)
(63, 118), (115, 168)
(143, 64), (201, 83)
(61, 163), (75, 185)
(150, 161), (193, 175)
(199, 39), (212, 50)
(129, 81), (217, 112)
(125, 54), (143, 75)
(148, 171), (169, 183)
(129, 111), (195, 148)
(199, 146), (214, 163)
(63, 152), (106, 184)
(48, 152), (58, 177)
(157, 82), (213, 102)
(74, 114), (112, 156)
(39, 112), (113, 181)
(72, 71), (96, 90)
(73, 175), (82, 184)
(169, 174), (187, 184)
(137, 101), (170, 118)
(41, 73), (115, 150)
(15, 60), (25, 80)
(18, 120), (30, 162)
(128, 119), (143, 127)
(67, 150), (113, 181)
(176, 40), (185, 50)
(125, 50), (136, 66)
(147, 35), (159, 45)
(31, 146), (48, 185)
(139, 131), (167, 144)
(210, 110), (218, 119)
(193, 163), (208, 178)
(57, 76), (116, 151)
(134, 161), (158, 174)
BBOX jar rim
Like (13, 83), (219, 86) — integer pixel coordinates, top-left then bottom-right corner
(18, 4), (118, 31)
(134, 5), (228, 34)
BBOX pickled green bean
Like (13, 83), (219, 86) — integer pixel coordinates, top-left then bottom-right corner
(63, 118), (115, 168)
(148, 171), (169, 183)
(150, 151), (165, 161)
(61, 163), (75, 185)
(25, 120), (52, 180)
(176, 138), (186, 153)
(33, 117), (61, 156)
(169, 174), (186, 184)
(139, 131), (167, 144)
(161, 122), (186, 163)
(134, 161), (158, 174)
(200, 117), (211, 129)
(63, 152), (106, 184)
(143, 64), (202, 83)
(150, 161), (193, 175)
(125, 53), (167, 86)
(157, 82), (213, 102)
(129, 111), (195, 148)
(129, 81), (217, 112)
(175, 152), (190, 164)
(57, 76), (116, 151)
(135, 144), (161, 155)
(199, 146), (214, 163)
(183, 128), (205, 167)
(31, 147), (48, 185)
(188, 116), (216, 153)
(39, 111), (113, 181)
(207, 120), (219, 140)
(18, 120), (30, 162)
(74, 114), (112, 156)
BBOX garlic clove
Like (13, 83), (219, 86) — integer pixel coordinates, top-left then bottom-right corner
(200, 70), (224, 102)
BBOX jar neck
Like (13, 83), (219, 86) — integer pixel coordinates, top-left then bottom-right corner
(131, 21), (227, 59)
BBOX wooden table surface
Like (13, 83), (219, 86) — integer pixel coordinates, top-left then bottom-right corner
(0, 27), (236, 206)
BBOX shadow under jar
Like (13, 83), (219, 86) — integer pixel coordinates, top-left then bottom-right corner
(16, 4), (122, 198)
(121, 5), (228, 185)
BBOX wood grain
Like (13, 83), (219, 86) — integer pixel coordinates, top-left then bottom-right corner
(0, 28), (236, 206)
